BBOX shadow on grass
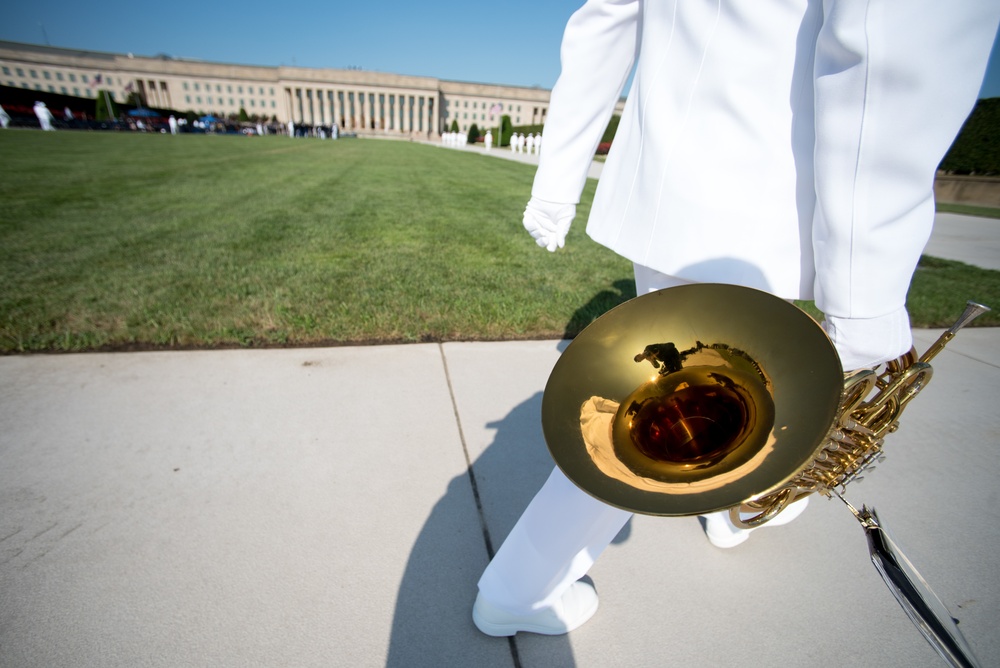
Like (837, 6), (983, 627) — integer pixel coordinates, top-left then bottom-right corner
(562, 279), (636, 339)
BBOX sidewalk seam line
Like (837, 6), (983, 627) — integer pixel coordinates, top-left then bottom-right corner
(438, 343), (523, 668)
(438, 343), (497, 560)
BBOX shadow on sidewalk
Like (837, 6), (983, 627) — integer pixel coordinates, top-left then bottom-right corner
(387, 382), (633, 667)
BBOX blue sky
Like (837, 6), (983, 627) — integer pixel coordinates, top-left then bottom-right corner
(3, 1), (999, 97)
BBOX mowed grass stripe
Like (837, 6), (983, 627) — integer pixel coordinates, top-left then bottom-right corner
(0, 132), (634, 351)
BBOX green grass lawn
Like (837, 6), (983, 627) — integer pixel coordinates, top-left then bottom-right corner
(0, 131), (996, 353)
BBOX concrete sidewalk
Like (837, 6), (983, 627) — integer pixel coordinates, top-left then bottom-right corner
(1, 330), (998, 668)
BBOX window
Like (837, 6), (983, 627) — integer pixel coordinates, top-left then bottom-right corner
(69, 73), (76, 82)
(183, 82), (189, 90)
(60, 86), (67, 94)
(16, 68), (24, 77)
(73, 87), (79, 96)
(194, 83), (200, 91)
(1, 66), (8, 75)
(238, 86), (243, 94)
(43, 71), (51, 80)
(56, 72), (63, 81)
(216, 84), (221, 92)
(30, 70), (37, 78)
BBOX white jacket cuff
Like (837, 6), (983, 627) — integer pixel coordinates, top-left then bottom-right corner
(821, 308), (913, 372)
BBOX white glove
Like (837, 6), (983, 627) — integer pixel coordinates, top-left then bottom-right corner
(522, 197), (576, 252)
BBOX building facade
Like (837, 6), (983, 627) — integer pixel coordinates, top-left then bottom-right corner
(0, 40), (584, 136)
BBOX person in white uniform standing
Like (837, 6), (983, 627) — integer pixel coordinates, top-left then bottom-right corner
(473, 0), (1000, 637)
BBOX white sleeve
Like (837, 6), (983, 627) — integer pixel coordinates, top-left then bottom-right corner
(811, 0), (999, 367)
(531, 0), (640, 205)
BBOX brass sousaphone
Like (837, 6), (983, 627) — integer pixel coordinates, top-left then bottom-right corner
(543, 284), (988, 668)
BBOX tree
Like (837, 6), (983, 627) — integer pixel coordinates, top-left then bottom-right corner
(939, 98), (1000, 175)
(126, 91), (145, 108)
(467, 123), (480, 144)
(94, 90), (117, 121)
(450, 119), (459, 133)
(238, 107), (250, 123)
(500, 115), (513, 147)
(601, 114), (621, 144)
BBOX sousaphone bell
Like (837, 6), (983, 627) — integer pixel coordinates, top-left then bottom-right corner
(543, 283), (843, 516)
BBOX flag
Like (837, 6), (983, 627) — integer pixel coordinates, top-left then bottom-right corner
(124, 81), (134, 93)
(90, 73), (102, 88)
(489, 102), (503, 116)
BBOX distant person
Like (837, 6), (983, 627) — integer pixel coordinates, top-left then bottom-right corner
(0, 105), (10, 129)
(168, 115), (178, 135)
(288, 120), (295, 137)
(485, 130), (493, 151)
(33, 102), (55, 131)
(63, 106), (74, 122)
(534, 132), (542, 154)
(526, 133), (535, 154)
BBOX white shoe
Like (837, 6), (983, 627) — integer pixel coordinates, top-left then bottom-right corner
(472, 580), (599, 636)
(702, 497), (810, 549)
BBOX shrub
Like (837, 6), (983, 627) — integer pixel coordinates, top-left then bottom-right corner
(94, 90), (117, 121)
(940, 98), (1000, 175)
(500, 114), (513, 147)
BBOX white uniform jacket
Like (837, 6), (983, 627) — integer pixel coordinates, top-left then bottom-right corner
(532, 0), (998, 324)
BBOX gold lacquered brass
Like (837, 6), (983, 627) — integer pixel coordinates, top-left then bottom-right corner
(542, 283), (843, 516)
(731, 299), (992, 529)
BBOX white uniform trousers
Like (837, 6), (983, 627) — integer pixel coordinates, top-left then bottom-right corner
(477, 265), (725, 614)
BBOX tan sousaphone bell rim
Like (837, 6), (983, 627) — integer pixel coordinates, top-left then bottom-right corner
(542, 283), (844, 516)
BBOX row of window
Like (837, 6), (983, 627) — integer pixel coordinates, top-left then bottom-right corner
(184, 95), (276, 109)
(444, 100), (521, 112)
(182, 81), (274, 97)
(2, 65), (120, 87)
(3, 81), (107, 96)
